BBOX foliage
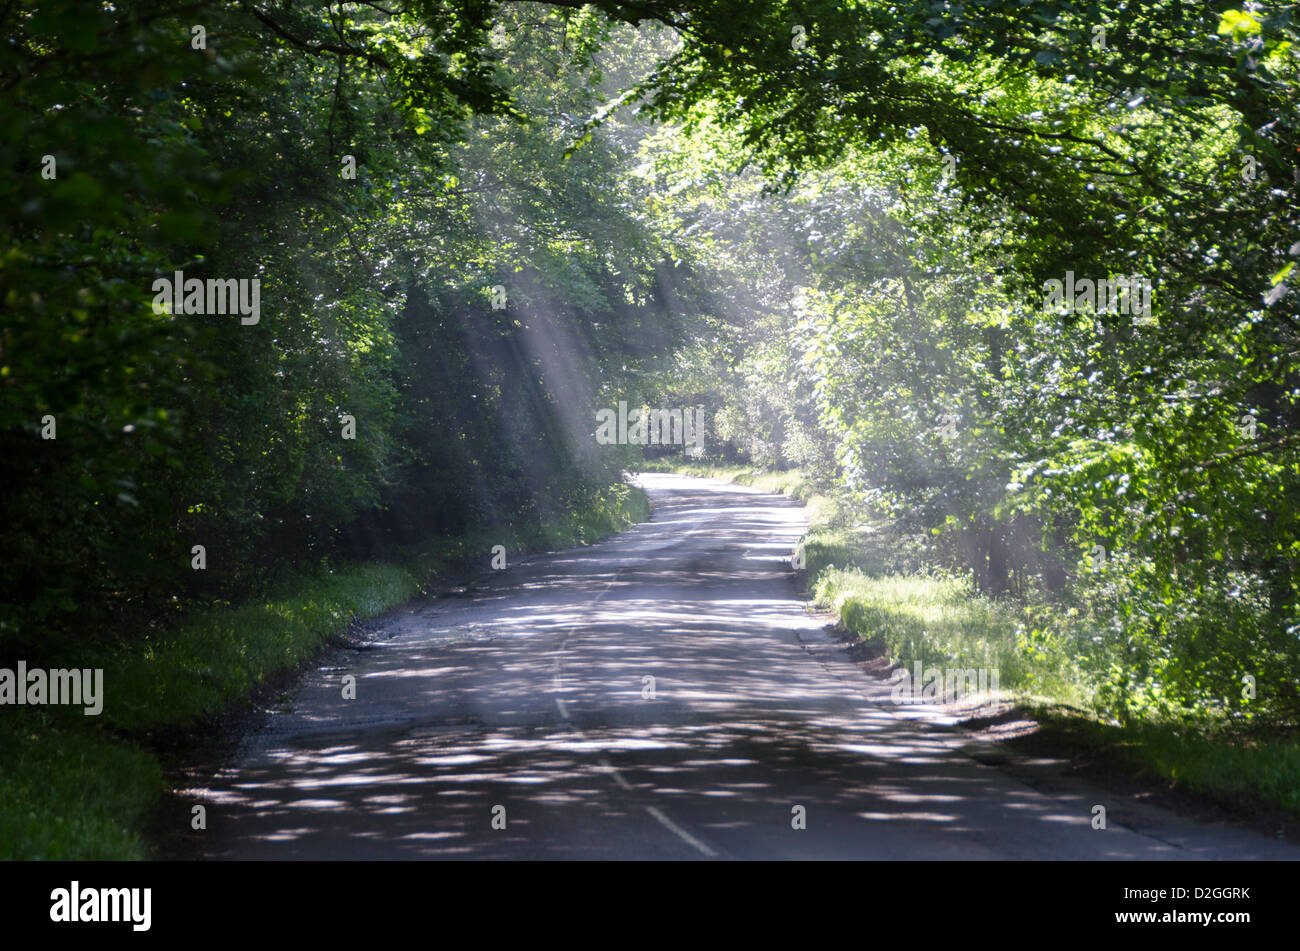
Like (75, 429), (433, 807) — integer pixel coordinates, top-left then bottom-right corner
(1, 2), (687, 656)
(617, 3), (1300, 722)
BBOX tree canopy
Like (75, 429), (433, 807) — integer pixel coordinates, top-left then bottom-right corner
(3, 1), (1297, 721)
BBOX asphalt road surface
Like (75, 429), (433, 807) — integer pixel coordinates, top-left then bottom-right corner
(199, 473), (1300, 859)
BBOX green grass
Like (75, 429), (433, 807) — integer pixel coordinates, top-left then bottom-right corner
(93, 560), (429, 734)
(811, 533), (1300, 819)
(812, 544), (1300, 820)
(1128, 727), (1300, 816)
(0, 711), (162, 860)
(1018, 707), (1300, 817)
(0, 483), (650, 859)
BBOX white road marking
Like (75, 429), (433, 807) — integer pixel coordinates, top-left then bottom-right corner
(598, 755), (634, 790)
(644, 805), (718, 857)
(551, 539), (719, 857)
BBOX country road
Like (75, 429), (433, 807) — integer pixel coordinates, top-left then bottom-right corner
(198, 473), (1300, 860)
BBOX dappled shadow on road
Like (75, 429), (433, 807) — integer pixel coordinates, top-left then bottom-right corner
(195, 475), (1273, 860)
(194, 637), (1189, 860)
